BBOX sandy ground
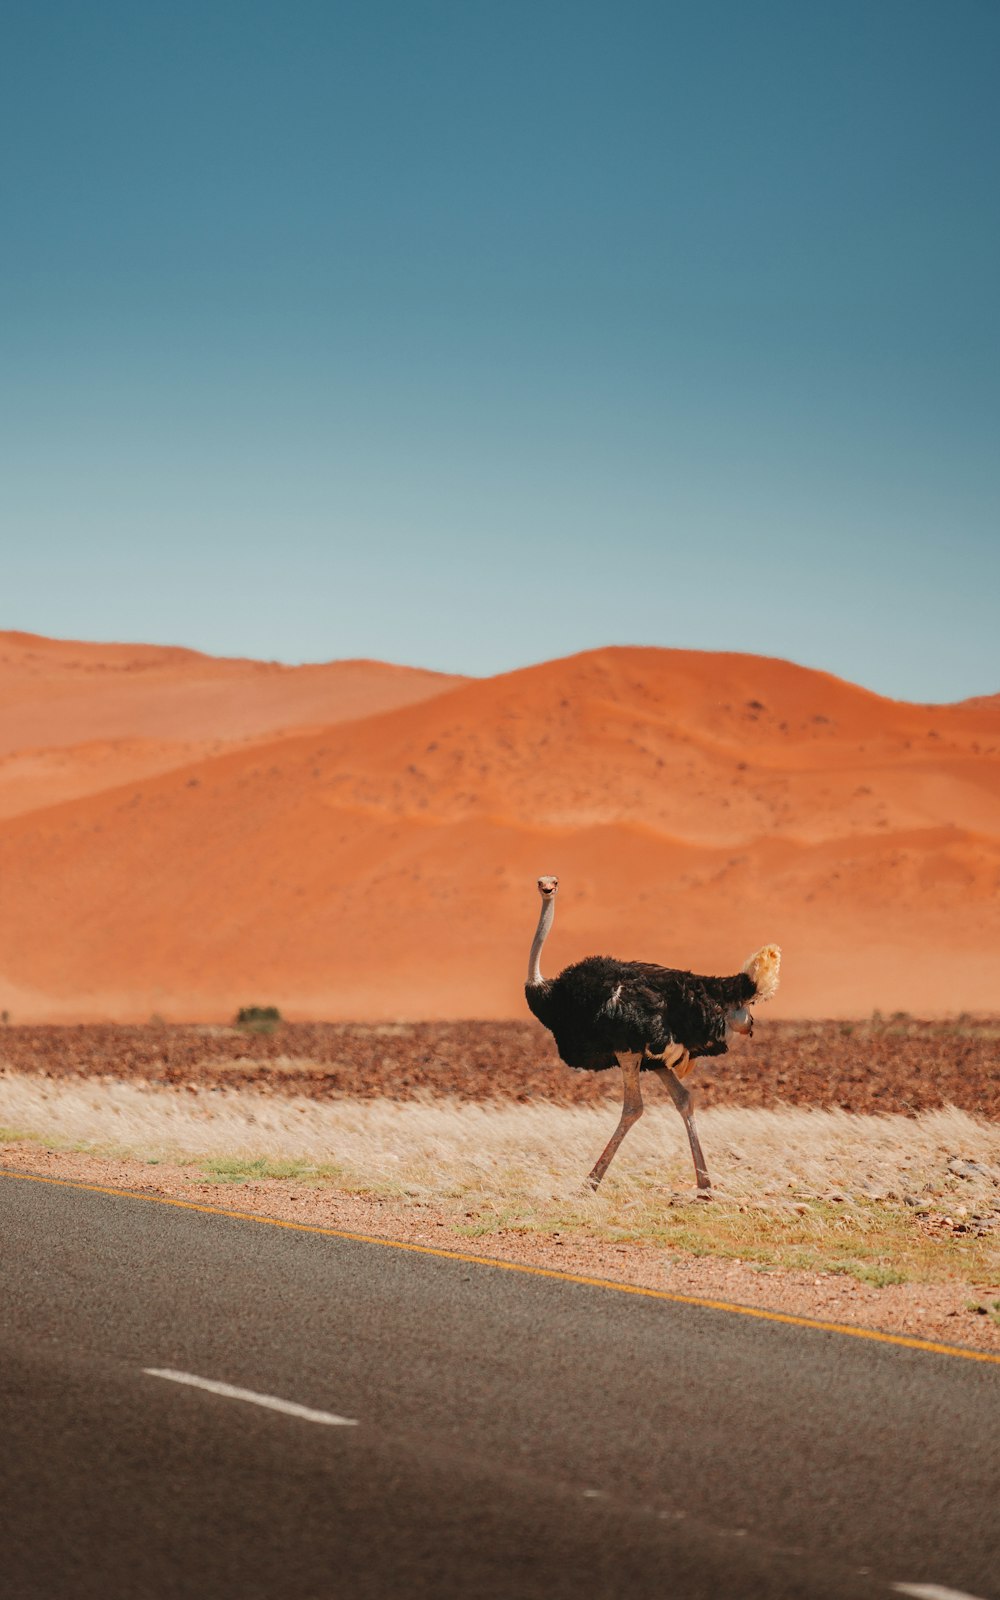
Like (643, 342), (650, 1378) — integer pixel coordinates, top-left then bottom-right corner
(4, 1140), (998, 1360)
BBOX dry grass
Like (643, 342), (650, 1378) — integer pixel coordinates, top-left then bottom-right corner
(1, 1071), (998, 1285)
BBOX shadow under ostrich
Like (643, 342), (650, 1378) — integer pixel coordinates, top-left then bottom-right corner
(524, 876), (781, 1195)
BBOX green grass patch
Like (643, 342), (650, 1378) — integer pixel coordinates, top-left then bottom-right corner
(197, 1156), (342, 1185)
(966, 1299), (1000, 1324)
(826, 1261), (908, 1288)
(976, 1298), (1000, 1326)
(440, 1194), (998, 1286)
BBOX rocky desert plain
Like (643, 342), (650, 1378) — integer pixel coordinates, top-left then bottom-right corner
(1, 629), (998, 1351)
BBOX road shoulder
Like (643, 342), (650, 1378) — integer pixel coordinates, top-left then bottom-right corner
(3, 1139), (999, 1358)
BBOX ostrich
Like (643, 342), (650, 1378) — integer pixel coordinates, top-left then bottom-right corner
(524, 876), (780, 1195)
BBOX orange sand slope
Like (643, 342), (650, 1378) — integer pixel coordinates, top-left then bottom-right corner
(0, 631), (466, 819)
(0, 639), (997, 1021)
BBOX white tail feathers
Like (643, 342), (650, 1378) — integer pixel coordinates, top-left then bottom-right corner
(743, 944), (781, 1002)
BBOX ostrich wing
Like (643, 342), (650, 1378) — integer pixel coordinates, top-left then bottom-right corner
(600, 962), (747, 1058)
(530, 954), (756, 1070)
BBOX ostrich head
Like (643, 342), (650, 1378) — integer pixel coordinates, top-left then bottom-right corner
(528, 875), (559, 986)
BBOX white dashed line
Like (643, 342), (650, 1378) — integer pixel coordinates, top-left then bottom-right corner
(143, 1368), (358, 1426)
(893, 1584), (990, 1600)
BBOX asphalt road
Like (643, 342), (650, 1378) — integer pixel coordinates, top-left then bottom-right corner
(1, 1171), (997, 1600)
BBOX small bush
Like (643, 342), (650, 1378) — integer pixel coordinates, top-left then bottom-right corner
(234, 1005), (283, 1033)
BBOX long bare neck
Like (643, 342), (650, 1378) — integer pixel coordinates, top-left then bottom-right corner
(527, 897), (555, 987)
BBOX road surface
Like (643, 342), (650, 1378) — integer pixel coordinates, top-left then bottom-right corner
(1, 1169), (997, 1599)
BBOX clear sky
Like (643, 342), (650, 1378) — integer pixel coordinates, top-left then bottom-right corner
(3, 0), (998, 702)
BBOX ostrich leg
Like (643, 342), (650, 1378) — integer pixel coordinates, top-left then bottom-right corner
(586, 1054), (644, 1190)
(651, 1065), (712, 1194)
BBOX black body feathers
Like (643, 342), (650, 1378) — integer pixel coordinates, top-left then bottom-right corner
(525, 955), (757, 1072)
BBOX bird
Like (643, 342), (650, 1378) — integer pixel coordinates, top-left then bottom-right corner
(524, 875), (780, 1195)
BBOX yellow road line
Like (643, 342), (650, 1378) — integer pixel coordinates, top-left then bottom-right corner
(3, 1166), (999, 1367)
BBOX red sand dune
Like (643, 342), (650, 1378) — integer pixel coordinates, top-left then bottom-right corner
(0, 631), (465, 818)
(0, 637), (997, 1021)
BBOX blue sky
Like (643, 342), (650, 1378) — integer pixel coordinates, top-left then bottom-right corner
(3, 0), (998, 701)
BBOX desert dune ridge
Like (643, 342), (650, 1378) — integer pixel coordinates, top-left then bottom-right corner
(0, 634), (998, 1020)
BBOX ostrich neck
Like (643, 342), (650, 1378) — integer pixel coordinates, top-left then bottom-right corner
(527, 897), (555, 987)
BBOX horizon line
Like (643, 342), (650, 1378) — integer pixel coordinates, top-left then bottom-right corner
(4, 625), (997, 711)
